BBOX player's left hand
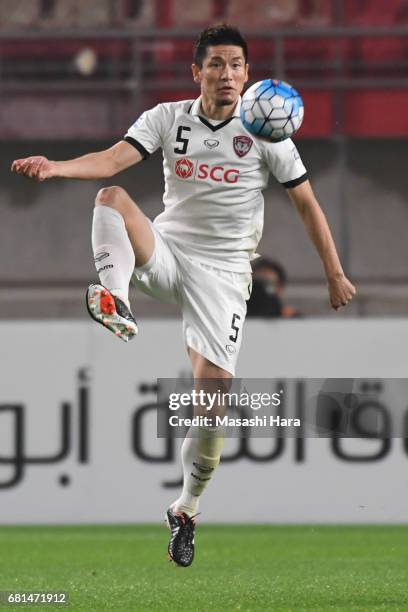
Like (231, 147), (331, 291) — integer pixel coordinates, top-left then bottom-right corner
(327, 274), (356, 310)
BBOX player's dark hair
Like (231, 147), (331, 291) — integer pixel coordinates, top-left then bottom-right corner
(193, 24), (248, 68)
(252, 258), (287, 287)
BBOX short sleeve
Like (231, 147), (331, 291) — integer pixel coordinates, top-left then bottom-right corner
(124, 104), (167, 159)
(262, 138), (308, 188)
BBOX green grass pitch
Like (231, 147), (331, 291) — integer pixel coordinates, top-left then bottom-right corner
(1, 525), (408, 611)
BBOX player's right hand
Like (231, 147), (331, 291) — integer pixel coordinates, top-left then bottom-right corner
(11, 156), (57, 182)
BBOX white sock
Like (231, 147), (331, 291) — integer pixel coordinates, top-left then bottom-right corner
(91, 206), (135, 308)
(172, 426), (224, 517)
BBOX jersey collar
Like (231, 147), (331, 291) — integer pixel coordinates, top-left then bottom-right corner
(189, 96), (241, 132)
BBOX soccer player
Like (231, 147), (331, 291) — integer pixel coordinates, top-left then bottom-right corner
(11, 24), (355, 567)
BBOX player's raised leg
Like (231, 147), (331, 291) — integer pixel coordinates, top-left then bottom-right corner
(87, 185), (154, 342)
(167, 350), (230, 567)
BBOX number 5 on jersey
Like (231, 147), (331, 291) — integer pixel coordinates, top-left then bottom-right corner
(174, 126), (191, 154)
(229, 313), (242, 343)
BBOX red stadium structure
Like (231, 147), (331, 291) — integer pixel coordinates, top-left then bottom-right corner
(0, 0), (407, 139)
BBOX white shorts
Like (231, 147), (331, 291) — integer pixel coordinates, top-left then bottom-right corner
(131, 223), (251, 376)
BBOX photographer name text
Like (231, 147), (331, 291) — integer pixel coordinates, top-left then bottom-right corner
(168, 415), (301, 428)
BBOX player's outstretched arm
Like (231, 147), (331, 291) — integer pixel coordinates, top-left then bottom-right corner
(287, 180), (356, 311)
(11, 141), (142, 182)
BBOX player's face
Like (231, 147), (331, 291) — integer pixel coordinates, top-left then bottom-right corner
(192, 45), (248, 107)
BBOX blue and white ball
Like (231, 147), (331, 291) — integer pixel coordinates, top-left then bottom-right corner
(240, 79), (304, 141)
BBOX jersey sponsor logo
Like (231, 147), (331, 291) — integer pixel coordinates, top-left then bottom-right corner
(175, 158), (194, 179)
(174, 158), (240, 184)
(197, 164), (239, 183)
(233, 135), (253, 158)
(204, 138), (219, 149)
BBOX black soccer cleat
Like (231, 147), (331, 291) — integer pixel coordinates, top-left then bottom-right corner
(86, 283), (138, 342)
(166, 507), (199, 567)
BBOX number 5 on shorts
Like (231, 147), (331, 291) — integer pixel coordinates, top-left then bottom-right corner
(229, 313), (241, 343)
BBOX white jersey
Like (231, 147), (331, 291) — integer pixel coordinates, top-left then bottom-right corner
(124, 96), (307, 273)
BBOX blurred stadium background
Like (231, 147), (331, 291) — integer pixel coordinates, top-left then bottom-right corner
(1, 3), (408, 609)
(2, 0), (408, 317)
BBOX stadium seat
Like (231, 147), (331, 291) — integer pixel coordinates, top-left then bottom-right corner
(344, 90), (408, 136)
(171, 0), (214, 26)
(0, 36), (132, 81)
(295, 0), (332, 27)
(0, 0), (40, 29)
(37, 0), (113, 29)
(343, 0), (407, 77)
(298, 91), (333, 137)
(284, 36), (342, 81)
(226, 0), (299, 28)
(244, 38), (276, 82)
(120, 0), (155, 28)
(344, 0), (408, 26)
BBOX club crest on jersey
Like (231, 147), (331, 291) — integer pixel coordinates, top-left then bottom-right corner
(233, 135), (253, 158)
(175, 158), (194, 179)
(204, 139), (219, 149)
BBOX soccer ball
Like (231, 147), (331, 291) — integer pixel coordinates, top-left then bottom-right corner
(240, 79), (304, 142)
